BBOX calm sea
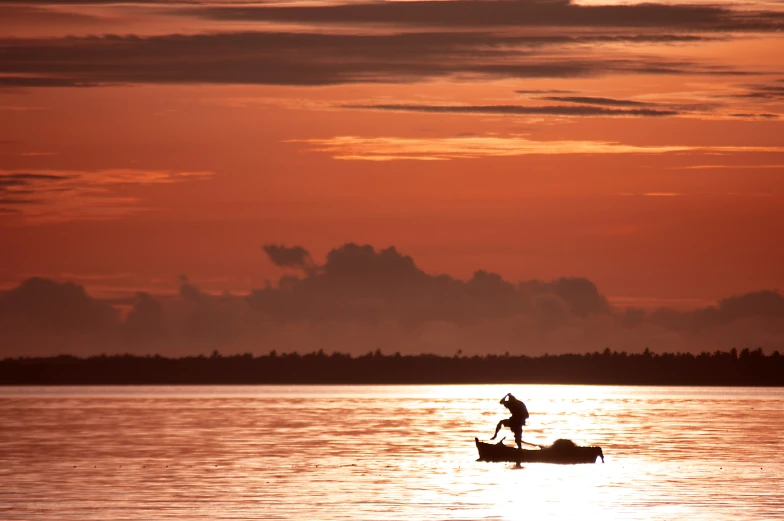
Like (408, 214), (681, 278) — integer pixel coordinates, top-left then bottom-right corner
(1, 385), (782, 520)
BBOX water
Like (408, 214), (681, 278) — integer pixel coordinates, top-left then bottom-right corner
(1, 385), (782, 520)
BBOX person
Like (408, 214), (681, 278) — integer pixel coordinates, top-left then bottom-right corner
(490, 392), (529, 449)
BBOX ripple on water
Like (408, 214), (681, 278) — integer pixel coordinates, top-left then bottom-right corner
(1, 385), (783, 520)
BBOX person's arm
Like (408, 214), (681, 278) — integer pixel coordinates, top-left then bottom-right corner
(499, 393), (510, 404)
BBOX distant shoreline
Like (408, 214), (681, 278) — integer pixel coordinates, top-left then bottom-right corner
(2, 348), (782, 386)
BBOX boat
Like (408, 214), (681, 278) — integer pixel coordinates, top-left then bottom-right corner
(475, 437), (604, 464)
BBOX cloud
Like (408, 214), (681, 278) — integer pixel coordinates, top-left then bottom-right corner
(0, 31), (749, 88)
(1, 244), (783, 357)
(179, 275), (202, 302)
(738, 82), (784, 100)
(674, 164), (784, 170)
(174, 276), (251, 348)
(516, 92), (732, 117)
(252, 243), (608, 326)
(521, 278), (610, 317)
(0, 169), (213, 222)
(715, 81), (784, 117)
(537, 96), (651, 107)
(516, 89), (575, 95)
(124, 291), (168, 341)
(263, 244), (319, 275)
(729, 113), (780, 119)
(0, 5), (106, 26)
(291, 134), (784, 161)
(321, 243), (425, 291)
(340, 103), (679, 117)
(0, 0), (176, 3)
(0, 105), (47, 112)
(0, 0), (287, 3)
(0, 77), (100, 88)
(0, 277), (119, 332)
(179, 0), (784, 32)
(651, 290), (784, 335)
(717, 290), (784, 320)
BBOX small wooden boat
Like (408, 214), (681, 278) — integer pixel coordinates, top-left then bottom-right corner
(475, 437), (604, 464)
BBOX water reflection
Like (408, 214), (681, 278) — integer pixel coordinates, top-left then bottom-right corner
(1, 385), (782, 520)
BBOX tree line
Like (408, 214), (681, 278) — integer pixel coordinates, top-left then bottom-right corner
(1, 348), (782, 385)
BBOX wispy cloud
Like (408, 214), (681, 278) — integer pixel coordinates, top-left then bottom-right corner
(0, 169), (213, 223)
(292, 135), (784, 161)
(537, 96), (652, 107)
(0, 105), (47, 112)
(674, 164), (784, 169)
(729, 113), (780, 119)
(291, 135), (689, 161)
(516, 89), (575, 95)
(339, 103), (679, 117)
(737, 81), (784, 100)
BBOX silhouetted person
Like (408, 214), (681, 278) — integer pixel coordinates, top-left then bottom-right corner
(490, 393), (529, 449)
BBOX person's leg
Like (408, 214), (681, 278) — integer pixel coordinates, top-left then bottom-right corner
(490, 419), (509, 440)
(513, 427), (523, 449)
(509, 418), (523, 449)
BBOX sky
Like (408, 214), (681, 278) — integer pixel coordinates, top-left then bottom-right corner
(1, 0), (783, 356)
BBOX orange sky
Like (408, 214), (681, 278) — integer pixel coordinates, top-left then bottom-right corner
(1, 0), (783, 309)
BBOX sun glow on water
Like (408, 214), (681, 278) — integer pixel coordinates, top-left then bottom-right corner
(1, 385), (783, 520)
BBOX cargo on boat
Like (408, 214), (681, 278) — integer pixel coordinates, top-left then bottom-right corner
(475, 437), (604, 464)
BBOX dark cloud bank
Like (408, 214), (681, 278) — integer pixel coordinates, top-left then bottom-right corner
(0, 31), (725, 88)
(1, 243), (783, 357)
(0, 0), (778, 88)
(182, 0), (784, 32)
